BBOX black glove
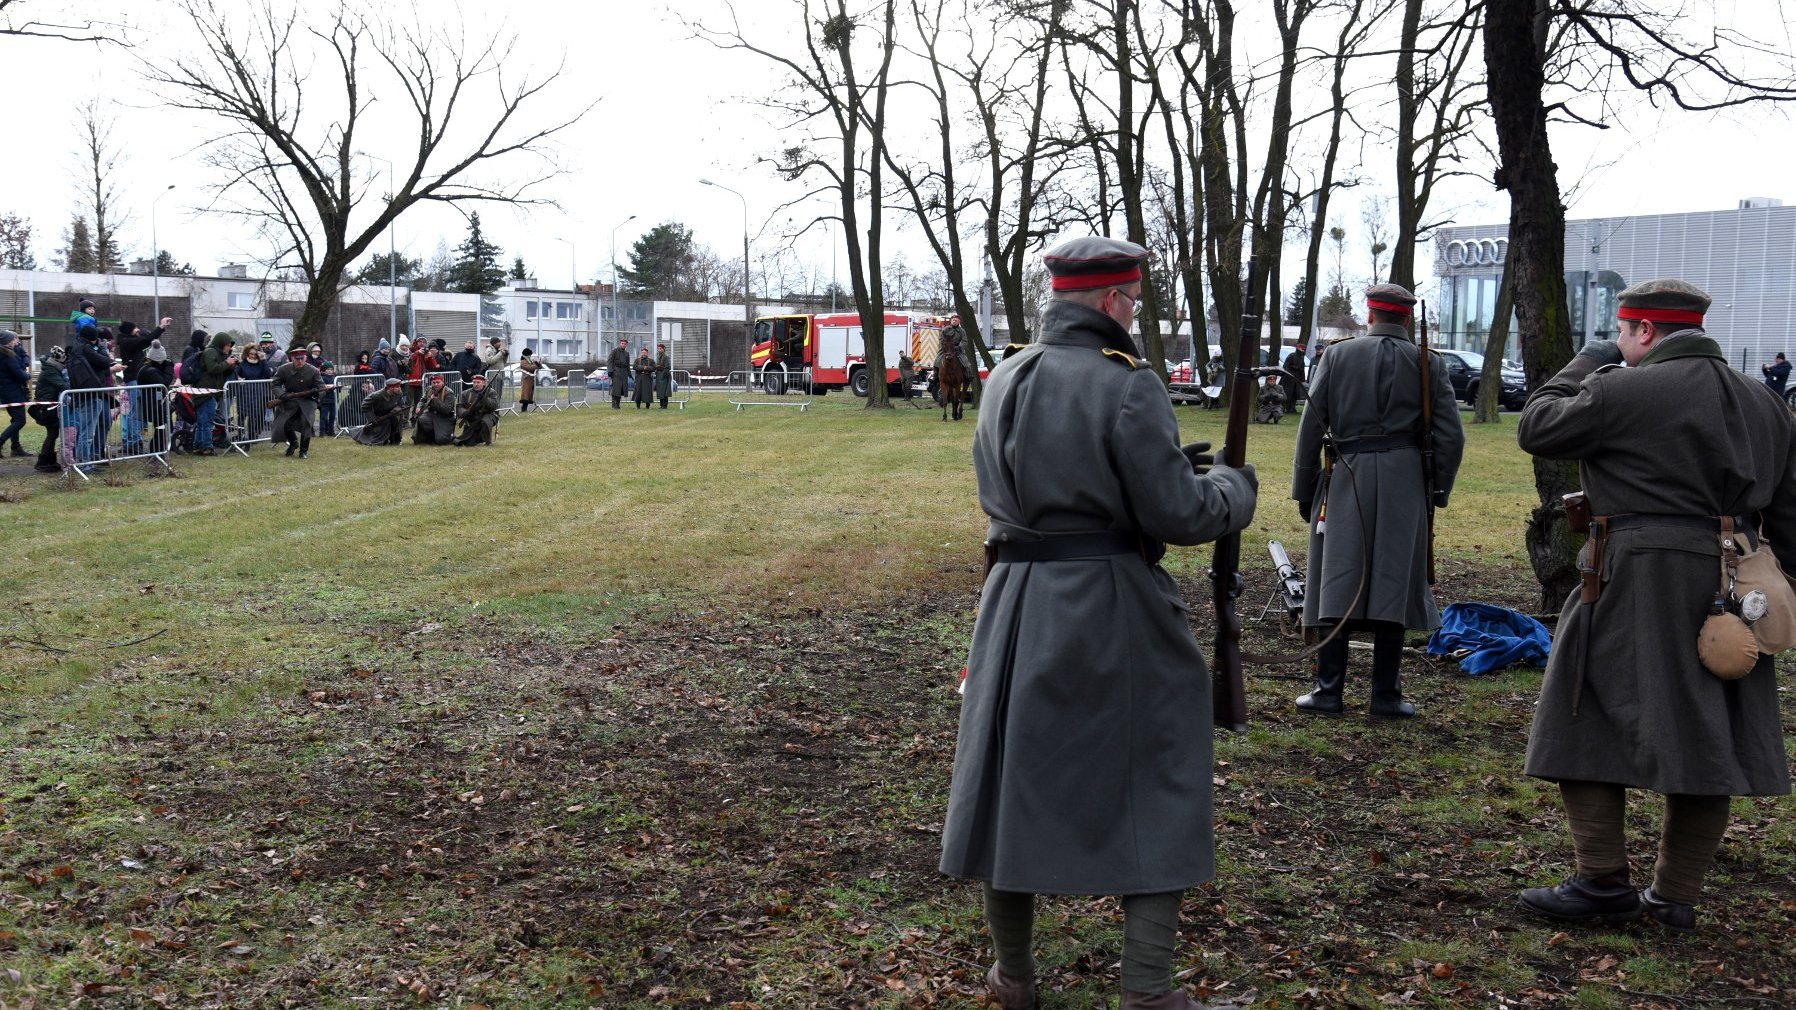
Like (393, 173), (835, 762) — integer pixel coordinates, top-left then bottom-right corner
(1575, 340), (1623, 366)
(1216, 461), (1257, 492)
(1180, 441), (1215, 474)
(1298, 499), (1312, 524)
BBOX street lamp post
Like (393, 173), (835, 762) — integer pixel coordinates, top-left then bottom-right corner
(555, 236), (578, 360)
(151, 184), (174, 322)
(609, 214), (637, 354)
(699, 178), (751, 349)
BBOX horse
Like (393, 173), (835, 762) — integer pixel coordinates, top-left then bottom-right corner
(937, 351), (968, 421)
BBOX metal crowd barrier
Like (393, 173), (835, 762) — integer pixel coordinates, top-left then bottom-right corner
(565, 369), (588, 408)
(330, 373), (390, 438)
(487, 368), (518, 416)
(669, 369), (694, 409)
(531, 371), (561, 412)
(220, 378), (275, 456)
(728, 367), (813, 411)
(57, 384), (173, 479)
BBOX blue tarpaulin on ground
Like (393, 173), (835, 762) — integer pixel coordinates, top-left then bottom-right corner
(1426, 602), (1552, 675)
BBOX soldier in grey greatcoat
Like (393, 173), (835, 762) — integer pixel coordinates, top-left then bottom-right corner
(353, 378), (407, 445)
(454, 373), (500, 446)
(606, 343), (631, 409)
(269, 346), (324, 458)
(411, 373), (457, 445)
(1515, 279), (1796, 932)
(1290, 282), (1464, 717)
(940, 236), (1258, 1010)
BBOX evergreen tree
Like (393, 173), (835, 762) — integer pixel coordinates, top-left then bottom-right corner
(1317, 281), (1357, 329)
(58, 216), (97, 273)
(353, 251), (423, 286)
(510, 256), (528, 281)
(0, 212), (35, 269)
(1284, 277), (1309, 322)
(153, 250), (195, 276)
(619, 221), (702, 300)
(448, 212), (506, 295)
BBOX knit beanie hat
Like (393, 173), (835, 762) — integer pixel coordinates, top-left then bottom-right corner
(378, 338), (391, 350)
(147, 340), (169, 363)
(397, 336), (411, 351)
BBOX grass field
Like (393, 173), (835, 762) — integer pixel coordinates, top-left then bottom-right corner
(1, 393), (1791, 1009)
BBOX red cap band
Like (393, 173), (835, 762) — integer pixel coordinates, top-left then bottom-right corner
(1366, 299), (1414, 316)
(1050, 266), (1143, 291)
(1618, 305), (1704, 324)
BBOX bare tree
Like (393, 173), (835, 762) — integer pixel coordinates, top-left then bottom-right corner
(695, 0), (901, 407)
(146, 0), (590, 342)
(0, 0), (127, 42)
(1361, 194), (1389, 285)
(1290, 0), (1392, 352)
(73, 98), (126, 273)
(1488, 0), (1796, 606)
(1386, 0), (1484, 290)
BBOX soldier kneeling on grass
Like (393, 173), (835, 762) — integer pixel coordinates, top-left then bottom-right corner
(454, 373), (499, 446)
(412, 373), (457, 446)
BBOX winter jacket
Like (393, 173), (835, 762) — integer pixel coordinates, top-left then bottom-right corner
(451, 350), (484, 383)
(34, 358), (69, 417)
(197, 332), (236, 390)
(65, 335), (114, 390)
(0, 346), (30, 403)
(135, 360), (174, 390)
(235, 357), (274, 382)
(116, 325), (163, 377)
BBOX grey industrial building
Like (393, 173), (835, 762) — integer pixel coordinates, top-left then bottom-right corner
(1432, 198), (1795, 373)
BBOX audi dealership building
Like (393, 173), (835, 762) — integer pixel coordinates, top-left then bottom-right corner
(1431, 198), (1796, 372)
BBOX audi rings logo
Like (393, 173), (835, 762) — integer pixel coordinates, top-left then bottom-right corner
(1443, 237), (1507, 267)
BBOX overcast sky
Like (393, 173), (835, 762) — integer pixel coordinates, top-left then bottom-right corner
(4, 0), (1792, 302)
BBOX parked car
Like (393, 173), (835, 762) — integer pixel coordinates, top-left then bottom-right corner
(1434, 348), (1528, 410)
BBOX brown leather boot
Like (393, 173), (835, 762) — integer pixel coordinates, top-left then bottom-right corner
(1121, 988), (1212, 1010)
(985, 964), (1036, 1010)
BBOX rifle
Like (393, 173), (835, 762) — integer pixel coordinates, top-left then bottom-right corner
(1209, 256), (1261, 733)
(1417, 300), (1439, 585)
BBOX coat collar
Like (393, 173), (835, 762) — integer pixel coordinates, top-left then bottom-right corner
(1365, 321), (1412, 341)
(1639, 329), (1724, 367)
(1038, 300), (1141, 357)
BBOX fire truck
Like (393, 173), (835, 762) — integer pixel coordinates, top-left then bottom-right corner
(749, 311), (950, 396)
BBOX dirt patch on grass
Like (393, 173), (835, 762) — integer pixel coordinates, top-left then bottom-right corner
(2, 562), (1792, 1009)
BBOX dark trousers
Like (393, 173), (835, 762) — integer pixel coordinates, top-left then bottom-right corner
(2, 405), (25, 451)
(34, 419), (58, 468)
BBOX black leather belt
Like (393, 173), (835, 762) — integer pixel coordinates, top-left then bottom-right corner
(1331, 433), (1417, 455)
(1602, 512), (1756, 544)
(989, 531), (1143, 563)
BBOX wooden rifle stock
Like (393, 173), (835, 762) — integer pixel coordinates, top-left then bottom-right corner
(1209, 257), (1261, 733)
(1417, 300), (1438, 585)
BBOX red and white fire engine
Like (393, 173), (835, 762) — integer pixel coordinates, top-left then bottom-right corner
(749, 311), (960, 396)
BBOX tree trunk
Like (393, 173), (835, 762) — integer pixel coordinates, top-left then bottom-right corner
(1387, 0), (1423, 290)
(1296, 2), (1361, 353)
(1472, 251), (1514, 422)
(1486, 0), (1580, 609)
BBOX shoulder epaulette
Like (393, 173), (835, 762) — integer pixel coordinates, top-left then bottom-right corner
(1002, 342), (1029, 360)
(1594, 362), (1625, 375)
(1102, 347), (1143, 369)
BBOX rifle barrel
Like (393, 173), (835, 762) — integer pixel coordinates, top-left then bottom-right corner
(1210, 256), (1261, 733)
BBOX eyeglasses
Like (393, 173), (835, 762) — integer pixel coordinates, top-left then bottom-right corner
(1112, 288), (1140, 314)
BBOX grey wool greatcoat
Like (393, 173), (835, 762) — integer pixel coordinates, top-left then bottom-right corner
(412, 384), (457, 444)
(1517, 332), (1796, 796)
(269, 361), (323, 437)
(1291, 324), (1464, 630)
(938, 299), (1257, 896)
